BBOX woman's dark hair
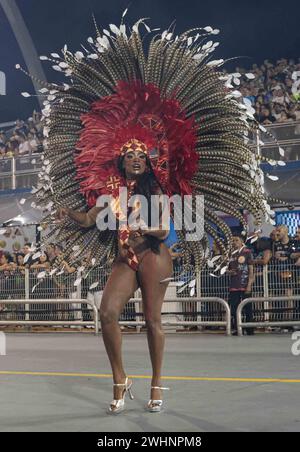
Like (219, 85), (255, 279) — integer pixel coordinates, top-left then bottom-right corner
(16, 252), (25, 262)
(117, 154), (165, 254)
(39, 252), (49, 263)
(2, 251), (14, 263)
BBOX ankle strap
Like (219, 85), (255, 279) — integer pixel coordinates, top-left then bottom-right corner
(113, 377), (128, 387)
(151, 386), (170, 390)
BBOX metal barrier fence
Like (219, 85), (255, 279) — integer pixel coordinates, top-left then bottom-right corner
(0, 299), (99, 334)
(0, 154), (42, 190)
(237, 296), (300, 336)
(0, 266), (230, 334)
(129, 297), (231, 336)
(0, 260), (299, 333)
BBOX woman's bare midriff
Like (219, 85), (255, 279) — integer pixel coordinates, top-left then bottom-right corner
(116, 235), (172, 271)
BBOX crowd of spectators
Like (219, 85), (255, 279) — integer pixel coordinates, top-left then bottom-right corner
(224, 57), (300, 125)
(203, 225), (300, 294)
(0, 242), (104, 324)
(0, 110), (43, 160)
(230, 226), (300, 333)
(197, 225), (300, 334)
(0, 225), (299, 294)
(0, 242), (80, 283)
(0, 57), (299, 162)
(0, 224), (300, 331)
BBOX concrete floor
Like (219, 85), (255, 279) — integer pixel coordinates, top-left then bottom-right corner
(0, 332), (299, 432)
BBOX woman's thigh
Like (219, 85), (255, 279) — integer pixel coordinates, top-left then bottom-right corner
(137, 244), (173, 319)
(101, 260), (139, 315)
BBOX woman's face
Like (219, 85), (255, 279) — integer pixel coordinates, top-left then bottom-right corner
(17, 255), (24, 265)
(232, 237), (243, 250)
(39, 254), (47, 263)
(0, 255), (7, 265)
(123, 150), (147, 179)
(271, 230), (280, 241)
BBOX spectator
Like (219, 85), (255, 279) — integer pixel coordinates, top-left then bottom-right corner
(271, 85), (291, 106)
(0, 251), (16, 271)
(272, 225), (294, 300)
(27, 132), (38, 153)
(250, 236), (272, 297)
(16, 253), (25, 271)
(0, 252), (17, 311)
(14, 120), (28, 137)
(0, 112), (44, 159)
(271, 103), (285, 121)
(45, 243), (57, 266)
(0, 143), (6, 158)
(277, 111), (294, 123)
(30, 252), (51, 270)
(273, 225), (292, 266)
(255, 105), (276, 124)
(0, 131), (6, 145)
(291, 227), (300, 264)
(291, 229), (300, 323)
(168, 243), (183, 263)
(231, 57), (300, 124)
(22, 242), (38, 267)
(18, 136), (31, 156)
(228, 236), (254, 335)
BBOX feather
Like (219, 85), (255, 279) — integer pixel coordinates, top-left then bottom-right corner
(27, 17), (280, 272)
(89, 282), (99, 290)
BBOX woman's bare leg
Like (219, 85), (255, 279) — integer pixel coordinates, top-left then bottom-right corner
(100, 261), (138, 400)
(137, 244), (173, 403)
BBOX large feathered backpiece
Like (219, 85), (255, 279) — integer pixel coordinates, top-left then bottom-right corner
(18, 14), (282, 271)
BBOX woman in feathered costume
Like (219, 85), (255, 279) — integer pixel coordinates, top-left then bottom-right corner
(18, 12), (280, 414)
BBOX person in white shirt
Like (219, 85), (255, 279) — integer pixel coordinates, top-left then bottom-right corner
(18, 137), (31, 155)
(27, 133), (38, 153)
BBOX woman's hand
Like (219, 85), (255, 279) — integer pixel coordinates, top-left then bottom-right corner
(169, 243), (183, 259)
(56, 207), (70, 221)
(129, 229), (144, 241)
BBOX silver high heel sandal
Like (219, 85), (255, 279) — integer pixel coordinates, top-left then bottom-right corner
(107, 377), (134, 415)
(147, 386), (170, 413)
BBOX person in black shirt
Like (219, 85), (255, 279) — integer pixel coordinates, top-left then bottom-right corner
(250, 237), (272, 297)
(291, 228), (300, 321)
(255, 105), (277, 124)
(272, 225), (296, 324)
(228, 236), (254, 335)
(291, 228), (300, 266)
(273, 225), (293, 294)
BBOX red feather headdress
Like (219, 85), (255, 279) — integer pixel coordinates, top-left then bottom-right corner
(75, 80), (198, 207)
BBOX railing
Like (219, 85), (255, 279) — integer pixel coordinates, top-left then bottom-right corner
(0, 154), (42, 190)
(0, 298), (99, 334)
(249, 120), (300, 161)
(261, 121), (300, 144)
(0, 267), (230, 334)
(0, 260), (299, 333)
(131, 297), (231, 335)
(236, 296), (300, 336)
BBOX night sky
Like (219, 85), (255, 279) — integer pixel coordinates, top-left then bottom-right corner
(0, 0), (299, 122)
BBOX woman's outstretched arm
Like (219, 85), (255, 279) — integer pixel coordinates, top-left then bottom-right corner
(56, 205), (103, 228)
